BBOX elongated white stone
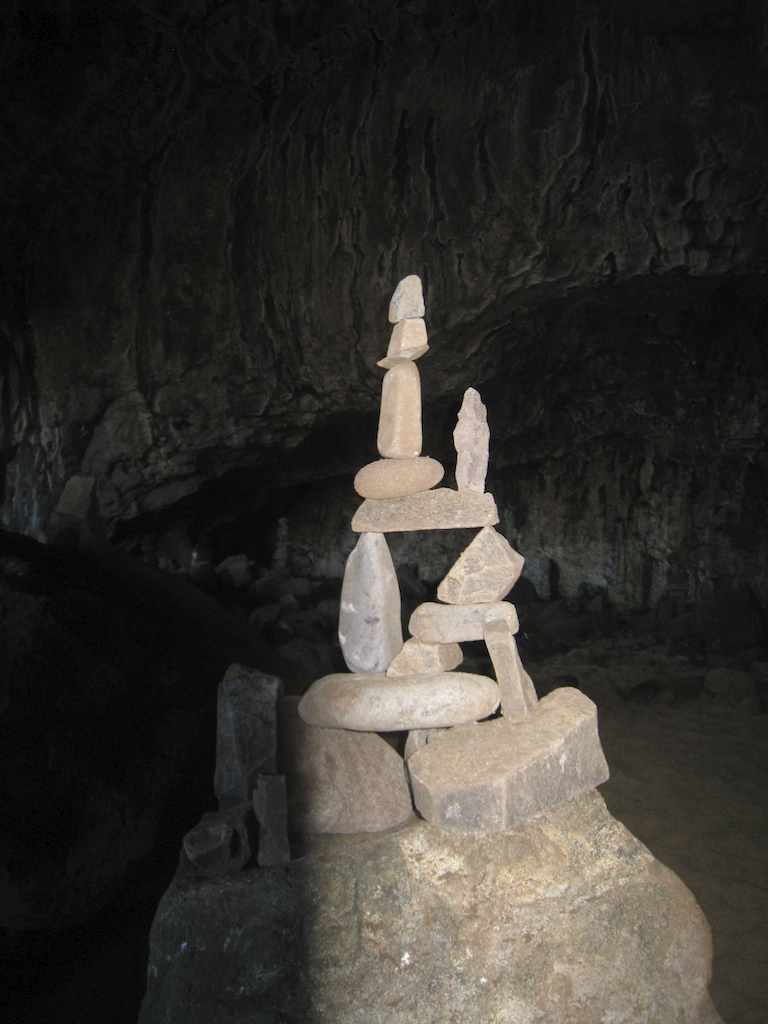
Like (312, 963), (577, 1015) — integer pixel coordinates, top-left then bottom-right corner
(377, 361), (422, 459)
(354, 456), (444, 499)
(386, 639), (463, 677)
(298, 671), (499, 731)
(352, 488), (498, 532)
(388, 275), (425, 323)
(339, 533), (402, 673)
(437, 526), (525, 604)
(483, 616), (538, 721)
(454, 388), (490, 493)
(378, 318), (429, 369)
(409, 601), (518, 643)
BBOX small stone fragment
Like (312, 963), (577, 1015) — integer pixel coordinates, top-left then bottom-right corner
(386, 638), (463, 677)
(54, 474), (97, 519)
(279, 697), (412, 834)
(409, 601), (518, 643)
(354, 456), (444, 499)
(377, 361), (422, 459)
(454, 388), (490, 492)
(182, 803), (256, 877)
(214, 664), (283, 810)
(378, 318), (429, 368)
(298, 671), (499, 731)
(253, 774), (291, 866)
(436, 526), (525, 604)
(352, 488), (499, 532)
(483, 616), (538, 721)
(339, 532), (403, 673)
(407, 687), (610, 830)
(388, 274), (425, 323)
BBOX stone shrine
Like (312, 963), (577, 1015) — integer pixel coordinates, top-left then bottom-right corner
(298, 276), (610, 832)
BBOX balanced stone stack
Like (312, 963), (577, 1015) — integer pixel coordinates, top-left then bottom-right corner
(298, 276), (609, 832)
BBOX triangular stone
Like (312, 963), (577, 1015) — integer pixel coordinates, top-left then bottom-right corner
(437, 526), (524, 604)
(388, 275), (425, 323)
(386, 639), (463, 677)
(339, 533), (402, 673)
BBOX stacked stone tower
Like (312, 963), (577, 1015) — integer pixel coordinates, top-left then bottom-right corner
(299, 276), (609, 831)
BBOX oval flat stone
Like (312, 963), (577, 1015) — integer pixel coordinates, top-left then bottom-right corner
(298, 672), (500, 732)
(354, 457), (444, 499)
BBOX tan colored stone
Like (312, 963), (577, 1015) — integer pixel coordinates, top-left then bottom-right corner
(352, 487), (499, 532)
(453, 387), (490, 492)
(409, 601), (518, 643)
(483, 616), (538, 721)
(353, 456), (444, 499)
(436, 525), (525, 604)
(297, 671), (500, 731)
(377, 318), (429, 368)
(339, 532), (402, 673)
(386, 639), (463, 677)
(388, 274), (425, 323)
(279, 696), (413, 834)
(407, 687), (610, 830)
(377, 361), (422, 459)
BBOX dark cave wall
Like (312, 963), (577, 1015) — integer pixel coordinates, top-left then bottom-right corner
(1, 0), (768, 610)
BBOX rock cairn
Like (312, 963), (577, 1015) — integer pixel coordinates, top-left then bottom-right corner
(298, 276), (609, 832)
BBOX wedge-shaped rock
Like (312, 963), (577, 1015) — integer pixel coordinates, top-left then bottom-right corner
(378, 318), (429, 368)
(377, 361), (422, 459)
(407, 687), (610, 830)
(354, 456), (444, 499)
(409, 601), (518, 643)
(279, 696), (412, 834)
(298, 671), (499, 732)
(386, 639), (463, 677)
(352, 487), (499, 532)
(483, 616), (538, 721)
(454, 388), (490, 492)
(388, 274), (425, 322)
(339, 533), (402, 673)
(182, 803), (256, 878)
(437, 526), (525, 604)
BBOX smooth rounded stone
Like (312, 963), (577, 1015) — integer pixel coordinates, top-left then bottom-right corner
(339, 532), (403, 674)
(139, 791), (722, 1024)
(297, 671), (500, 731)
(453, 387), (490, 493)
(436, 525), (525, 604)
(279, 696), (413, 834)
(409, 601), (519, 643)
(352, 487), (499, 532)
(378, 318), (429, 368)
(386, 639), (463, 677)
(388, 274), (425, 322)
(377, 361), (422, 459)
(354, 456), (444, 499)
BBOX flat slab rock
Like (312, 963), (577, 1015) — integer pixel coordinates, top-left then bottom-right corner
(352, 487), (498, 532)
(139, 790), (722, 1024)
(408, 687), (609, 830)
(298, 671), (500, 731)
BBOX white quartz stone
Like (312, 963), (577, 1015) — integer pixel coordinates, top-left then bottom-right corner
(454, 388), (490, 493)
(388, 275), (425, 323)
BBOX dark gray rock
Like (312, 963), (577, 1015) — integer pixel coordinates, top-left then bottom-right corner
(252, 775), (290, 867)
(182, 803), (256, 878)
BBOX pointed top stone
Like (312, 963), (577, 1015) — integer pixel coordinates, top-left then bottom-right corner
(377, 318), (429, 368)
(437, 526), (524, 604)
(388, 275), (425, 323)
(454, 388), (490, 493)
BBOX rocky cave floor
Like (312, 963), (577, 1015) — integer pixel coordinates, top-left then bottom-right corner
(3, 538), (768, 1024)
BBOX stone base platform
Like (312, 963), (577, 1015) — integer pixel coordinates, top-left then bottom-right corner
(407, 687), (609, 829)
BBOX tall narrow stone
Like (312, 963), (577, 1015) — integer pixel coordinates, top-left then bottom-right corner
(339, 532), (403, 673)
(377, 361), (422, 459)
(483, 616), (538, 721)
(454, 388), (490, 492)
(388, 275), (425, 322)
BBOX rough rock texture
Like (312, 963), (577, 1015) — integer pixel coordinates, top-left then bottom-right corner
(386, 639), (463, 677)
(138, 790), (722, 1024)
(409, 599), (519, 643)
(352, 488), (499, 532)
(182, 803), (256, 878)
(484, 617), (539, 719)
(437, 525), (524, 604)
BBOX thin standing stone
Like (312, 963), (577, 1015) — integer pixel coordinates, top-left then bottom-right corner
(378, 318), (429, 368)
(386, 638), (463, 677)
(436, 526), (525, 604)
(388, 275), (425, 323)
(454, 388), (490, 493)
(483, 615), (538, 721)
(339, 532), (403, 673)
(377, 361), (422, 459)
(354, 456), (444, 499)
(352, 488), (499, 532)
(253, 775), (291, 866)
(409, 601), (519, 644)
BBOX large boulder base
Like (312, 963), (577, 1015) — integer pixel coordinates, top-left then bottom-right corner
(139, 790), (721, 1024)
